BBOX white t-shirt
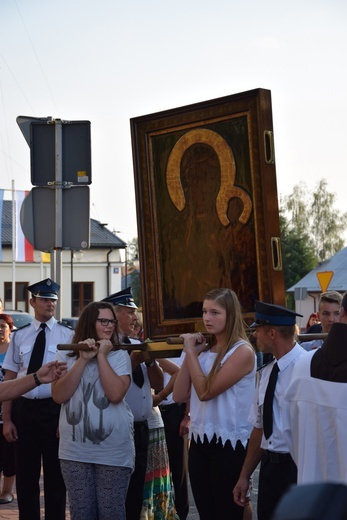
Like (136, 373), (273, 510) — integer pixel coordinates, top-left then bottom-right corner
(57, 349), (135, 470)
(147, 405), (164, 429)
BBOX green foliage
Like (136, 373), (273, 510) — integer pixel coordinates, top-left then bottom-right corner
(311, 179), (346, 260)
(279, 210), (317, 291)
(280, 178), (346, 290)
(129, 269), (141, 307)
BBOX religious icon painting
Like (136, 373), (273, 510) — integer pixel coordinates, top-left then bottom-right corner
(131, 88), (285, 339)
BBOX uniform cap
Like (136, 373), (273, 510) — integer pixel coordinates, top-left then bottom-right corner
(250, 300), (303, 327)
(101, 287), (137, 308)
(27, 278), (60, 300)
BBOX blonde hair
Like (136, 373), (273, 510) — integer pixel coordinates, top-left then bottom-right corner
(202, 288), (251, 398)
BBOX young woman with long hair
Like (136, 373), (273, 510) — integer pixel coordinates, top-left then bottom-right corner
(52, 302), (134, 520)
(173, 288), (256, 519)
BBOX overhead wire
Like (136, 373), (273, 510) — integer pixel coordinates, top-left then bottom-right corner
(13, 0), (61, 116)
(1, 0), (62, 187)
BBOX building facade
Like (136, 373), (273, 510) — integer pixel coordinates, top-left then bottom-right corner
(1, 200), (127, 318)
(287, 247), (347, 331)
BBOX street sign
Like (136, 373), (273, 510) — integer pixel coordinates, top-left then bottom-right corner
(16, 116), (52, 145)
(316, 271), (334, 292)
(294, 287), (307, 301)
(16, 116), (92, 186)
(20, 187), (90, 251)
(17, 115), (92, 320)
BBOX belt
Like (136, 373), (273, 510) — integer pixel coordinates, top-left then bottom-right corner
(134, 420), (148, 428)
(263, 450), (293, 464)
(159, 402), (185, 412)
(18, 396), (53, 402)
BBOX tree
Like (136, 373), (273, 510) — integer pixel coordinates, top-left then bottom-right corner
(311, 179), (346, 260)
(279, 210), (317, 300)
(281, 179), (346, 262)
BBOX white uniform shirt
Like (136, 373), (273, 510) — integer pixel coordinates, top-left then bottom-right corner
(283, 351), (347, 484)
(3, 317), (74, 399)
(125, 364), (154, 422)
(250, 342), (307, 452)
(300, 339), (324, 352)
(124, 337), (154, 422)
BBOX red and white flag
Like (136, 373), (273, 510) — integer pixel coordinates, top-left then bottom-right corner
(16, 191), (34, 262)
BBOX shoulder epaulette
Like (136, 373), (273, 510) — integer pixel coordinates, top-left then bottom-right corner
(12, 322), (31, 333)
(57, 320), (73, 329)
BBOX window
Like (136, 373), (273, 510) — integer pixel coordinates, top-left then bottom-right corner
(72, 282), (93, 317)
(4, 282), (29, 311)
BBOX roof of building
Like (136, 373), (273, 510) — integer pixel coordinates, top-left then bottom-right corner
(287, 246), (347, 293)
(1, 200), (126, 249)
(90, 219), (126, 248)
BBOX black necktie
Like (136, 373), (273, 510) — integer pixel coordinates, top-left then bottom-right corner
(124, 336), (144, 388)
(263, 362), (279, 440)
(27, 323), (47, 374)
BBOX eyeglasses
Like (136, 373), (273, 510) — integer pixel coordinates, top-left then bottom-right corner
(96, 318), (117, 327)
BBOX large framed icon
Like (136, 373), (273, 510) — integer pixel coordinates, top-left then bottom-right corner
(131, 88), (285, 340)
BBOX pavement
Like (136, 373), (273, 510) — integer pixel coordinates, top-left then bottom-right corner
(0, 485), (47, 519)
(0, 465), (259, 519)
(0, 476), (68, 520)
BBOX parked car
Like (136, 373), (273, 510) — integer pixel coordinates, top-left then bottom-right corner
(4, 310), (34, 329)
(61, 317), (78, 330)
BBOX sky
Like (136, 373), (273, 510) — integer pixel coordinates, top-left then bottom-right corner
(1, 0), (347, 245)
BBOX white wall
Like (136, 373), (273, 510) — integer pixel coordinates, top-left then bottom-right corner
(294, 292), (322, 331)
(0, 247), (124, 318)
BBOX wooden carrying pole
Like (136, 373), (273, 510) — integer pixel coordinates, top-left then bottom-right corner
(58, 332), (328, 359)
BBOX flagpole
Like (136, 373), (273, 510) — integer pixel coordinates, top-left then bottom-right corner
(12, 179), (16, 309)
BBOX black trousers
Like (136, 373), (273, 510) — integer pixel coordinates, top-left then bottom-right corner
(125, 420), (149, 520)
(12, 397), (66, 520)
(188, 435), (246, 520)
(257, 450), (297, 520)
(0, 423), (15, 477)
(160, 403), (189, 520)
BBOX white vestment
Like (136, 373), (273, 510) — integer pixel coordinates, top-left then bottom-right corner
(283, 351), (347, 484)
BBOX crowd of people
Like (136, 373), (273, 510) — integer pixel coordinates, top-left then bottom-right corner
(0, 283), (346, 520)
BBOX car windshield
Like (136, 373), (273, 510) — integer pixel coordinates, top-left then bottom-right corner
(4, 312), (33, 329)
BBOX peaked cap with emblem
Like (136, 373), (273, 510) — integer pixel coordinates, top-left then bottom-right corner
(101, 287), (137, 309)
(251, 300), (303, 328)
(27, 278), (60, 300)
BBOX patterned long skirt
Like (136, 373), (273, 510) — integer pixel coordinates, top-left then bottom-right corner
(141, 427), (179, 520)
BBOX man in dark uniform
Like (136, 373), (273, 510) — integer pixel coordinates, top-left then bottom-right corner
(102, 288), (163, 520)
(2, 278), (74, 520)
(233, 301), (307, 520)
